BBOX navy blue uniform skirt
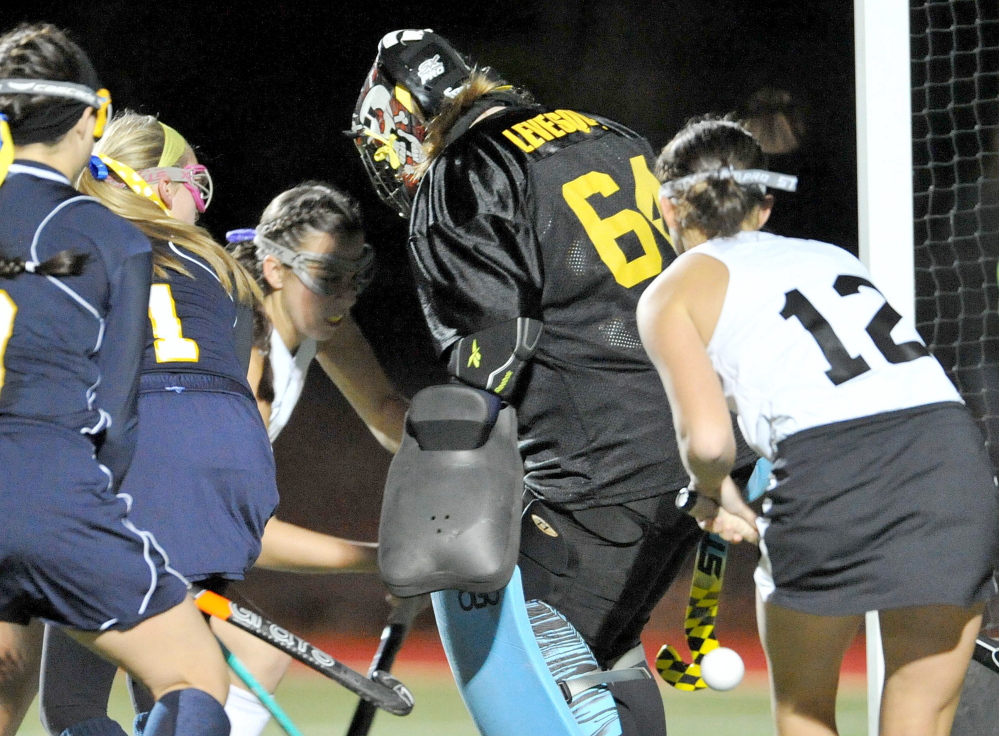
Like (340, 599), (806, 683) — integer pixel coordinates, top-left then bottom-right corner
(119, 373), (279, 582)
(0, 420), (188, 631)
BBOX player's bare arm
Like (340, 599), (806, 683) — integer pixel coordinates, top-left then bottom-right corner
(315, 313), (408, 453)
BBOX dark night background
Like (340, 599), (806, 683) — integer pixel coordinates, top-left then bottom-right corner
(8, 2), (857, 638)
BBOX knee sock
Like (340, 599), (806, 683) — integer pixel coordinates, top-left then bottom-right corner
(143, 689), (229, 736)
(57, 718), (128, 736)
(132, 711), (149, 736)
(39, 626), (121, 736)
(224, 684), (272, 736)
(128, 673), (156, 736)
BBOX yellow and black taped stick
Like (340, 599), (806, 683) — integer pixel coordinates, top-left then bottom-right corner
(656, 533), (728, 691)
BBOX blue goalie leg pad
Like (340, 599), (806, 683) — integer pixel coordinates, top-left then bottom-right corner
(432, 566), (623, 736)
(527, 601), (622, 735)
(59, 717), (129, 736)
(143, 689), (229, 736)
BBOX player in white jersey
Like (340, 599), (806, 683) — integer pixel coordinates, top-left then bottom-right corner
(637, 115), (998, 736)
(220, 182), (409, 736)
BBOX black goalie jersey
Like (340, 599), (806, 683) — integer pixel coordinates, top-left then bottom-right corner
(409, 105), (752, 508)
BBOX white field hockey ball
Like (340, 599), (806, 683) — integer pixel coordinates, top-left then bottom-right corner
(700, 647), (745, 691)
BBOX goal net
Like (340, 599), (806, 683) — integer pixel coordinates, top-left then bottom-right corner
(911, 0), (999, 469)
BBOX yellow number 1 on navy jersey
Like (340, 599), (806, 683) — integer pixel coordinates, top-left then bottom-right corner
(0, 291), (17, 394)
(148, 283), (199, 362)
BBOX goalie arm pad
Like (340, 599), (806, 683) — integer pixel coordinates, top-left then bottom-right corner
(447, 317), (543, 399)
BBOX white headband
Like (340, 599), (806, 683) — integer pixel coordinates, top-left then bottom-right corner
(659, 167), (798, 200)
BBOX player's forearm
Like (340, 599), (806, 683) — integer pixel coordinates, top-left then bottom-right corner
(255, 517), (378, 573)
(680, 428), (736, 496)
(368, 394), (409, 453)
(316, 321), (408, 452)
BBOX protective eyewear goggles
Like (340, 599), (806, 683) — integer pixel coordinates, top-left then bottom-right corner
(254, 234), (375, 297)
(0, 79), (112, 139)
(140, 164), (213, 213)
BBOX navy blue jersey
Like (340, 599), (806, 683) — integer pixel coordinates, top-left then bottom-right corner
(0, 161), (151, 482)
(143, 242), (251, 389)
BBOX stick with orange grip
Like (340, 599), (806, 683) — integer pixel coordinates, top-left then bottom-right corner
(193, 588), (415, 716)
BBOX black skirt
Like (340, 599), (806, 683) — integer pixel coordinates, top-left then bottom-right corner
(758, 402), (999, 616)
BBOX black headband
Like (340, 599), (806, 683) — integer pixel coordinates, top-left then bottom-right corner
(1, 50), (102, 145)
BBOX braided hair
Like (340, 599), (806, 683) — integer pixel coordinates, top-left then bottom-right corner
(654, 115), (768, 241)
(0, 249), (88, 279)
(227, 182), (366, 404)
(230, 182), (364, 295)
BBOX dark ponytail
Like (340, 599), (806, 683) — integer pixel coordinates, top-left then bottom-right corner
(655, 116), (767, 240)
(0, 249), (88, 279)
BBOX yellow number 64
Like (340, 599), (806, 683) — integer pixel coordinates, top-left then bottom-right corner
(562, 155), (668, 288)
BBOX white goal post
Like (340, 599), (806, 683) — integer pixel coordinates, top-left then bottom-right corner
(854, 0), (915, 733)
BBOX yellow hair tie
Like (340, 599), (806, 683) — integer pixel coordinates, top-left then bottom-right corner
(158, 121), (187, 168)
(98, 153), (168, 212)
(0, 115), (15, 188)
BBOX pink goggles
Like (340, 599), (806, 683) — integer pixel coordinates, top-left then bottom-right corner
(139, 164), (213, 213)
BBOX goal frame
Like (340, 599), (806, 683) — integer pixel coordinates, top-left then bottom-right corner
(854, 0), (914, 733)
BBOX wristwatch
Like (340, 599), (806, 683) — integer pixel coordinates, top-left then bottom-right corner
(675, 486), (699, 513)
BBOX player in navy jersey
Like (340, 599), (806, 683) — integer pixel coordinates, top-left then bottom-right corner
(638, 115), (998, 736)
(0, 22), (230, 736)
(351, 30), (757, 735)
(36, 111), (276, 736)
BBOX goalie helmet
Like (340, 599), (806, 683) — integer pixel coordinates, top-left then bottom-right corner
(351, 29), (472, 219)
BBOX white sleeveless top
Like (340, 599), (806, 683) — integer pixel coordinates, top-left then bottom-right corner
(267, 328), (318, 442)
(683, 231), (960, 460)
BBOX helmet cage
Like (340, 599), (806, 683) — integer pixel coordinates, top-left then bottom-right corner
(351, 30), (471, 218)
(352, 66), (428, 219)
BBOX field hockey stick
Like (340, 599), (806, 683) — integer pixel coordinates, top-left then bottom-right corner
(218, 640), (305, 736)
(193, 588), (414, 716)
(656, 532), (729, 691)
(345, 595), (428, 736)
(972, 635), (999, 673)
(657, 461), (769, 690)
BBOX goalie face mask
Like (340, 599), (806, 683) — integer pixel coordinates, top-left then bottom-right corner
(350, 29), (471, 219)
